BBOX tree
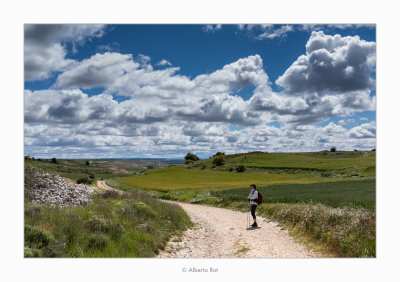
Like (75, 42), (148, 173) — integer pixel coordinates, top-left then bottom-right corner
(212, 152), (225, 157)
(236, 164), (246, 173)
(51, 158), (57, 164)
(212, 155), (225, 166)
(185, 152), (200, 164)
(85, 161), (90, 166)
(330, 147), (336, 152)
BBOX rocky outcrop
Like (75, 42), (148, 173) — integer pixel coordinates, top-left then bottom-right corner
(26, 171), (101, 207)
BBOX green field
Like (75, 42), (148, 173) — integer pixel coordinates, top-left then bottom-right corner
(115, 165), (350, 191)
(215, 180), (375, 210)
(190, 151), (376, 176)
(115, 151), (375, 191)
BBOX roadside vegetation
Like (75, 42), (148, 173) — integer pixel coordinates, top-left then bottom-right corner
(24, 159), (192, 258)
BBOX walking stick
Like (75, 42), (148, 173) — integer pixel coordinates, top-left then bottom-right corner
(247, 204), (250, 228)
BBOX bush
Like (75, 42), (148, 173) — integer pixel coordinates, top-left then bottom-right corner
(85, 161), (90, 166)
(86, 215), (110, 233)
(87, 234), (109, 250)
(185, 152), (200, 164)
(236, 164), (246, 173)
(330, 147), (337, 152)
(132, 202), (158, 218)
(212, 152), (225, 157)
(212, 155), (225, 166)
(77, 177), (92, 185)
(51, 158), (57, 164)
(25, 225), (54, 248)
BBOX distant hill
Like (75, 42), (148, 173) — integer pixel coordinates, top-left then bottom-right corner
(187, 150), (376, 177)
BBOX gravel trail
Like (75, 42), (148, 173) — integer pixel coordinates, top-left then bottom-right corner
(95, 181), (317, 258)
(97, 180), (126, 195)
(158, 201), (318, 258)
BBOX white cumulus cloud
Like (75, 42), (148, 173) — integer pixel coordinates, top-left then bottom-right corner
(276, 31), (376, 95)
(24, 24), (106, 81)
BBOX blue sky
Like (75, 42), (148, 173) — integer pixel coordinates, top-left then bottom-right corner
(24, 24), (376, 159)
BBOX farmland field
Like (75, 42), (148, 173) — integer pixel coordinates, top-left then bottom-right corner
(115, 165), (349, 191)
(115, 151), (375, 191)
(211, 179), (375, 210)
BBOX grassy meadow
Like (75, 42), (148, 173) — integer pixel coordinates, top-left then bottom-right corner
(190, 151), (376, 176)
(25, 191), (192, 257)
(115, 151), (375, 191)
(115, 165), (348, 191)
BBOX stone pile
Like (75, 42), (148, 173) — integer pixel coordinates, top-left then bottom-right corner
(27, 171), (101, 207)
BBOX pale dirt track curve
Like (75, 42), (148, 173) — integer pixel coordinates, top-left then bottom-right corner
(97, 181), (317, 258)
(157, 201), (318, 258)
(97, 180), (125, 195)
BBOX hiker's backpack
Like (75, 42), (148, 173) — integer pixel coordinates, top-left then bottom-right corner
(257, 192), (263, 205)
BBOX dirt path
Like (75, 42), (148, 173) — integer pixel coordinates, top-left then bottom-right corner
(96, 181), (317, 258)
(158, 201), (318, 258)
(97, 180), (126, 195)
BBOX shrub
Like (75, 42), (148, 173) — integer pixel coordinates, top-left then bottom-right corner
(85, 161), (90, 166)
(87, 234), (109, 250)
(77, 177), (92, 185)
(185, 152), (200, 164)
(212, 152), (225, 157)
(132, 202), (158, 218)
(42, 239), (64, 257)
(212, 155), (225, 166)
(51, 158), (57, 164)
(330, 147), (337, 152)
(25, 225), (54, 248)
(24, 246), (42, 257)
(86, 215), (110, 233)
(236, 164), (246, 173)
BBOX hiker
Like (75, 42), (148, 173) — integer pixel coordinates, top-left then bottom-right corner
(247, 184), (258, 228)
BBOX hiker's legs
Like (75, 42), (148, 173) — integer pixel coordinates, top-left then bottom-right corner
(251, 205), (257, 223)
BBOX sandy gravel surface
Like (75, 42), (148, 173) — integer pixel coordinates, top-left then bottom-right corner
(158, 202), (318, 258)
(97, 180), (126, 195)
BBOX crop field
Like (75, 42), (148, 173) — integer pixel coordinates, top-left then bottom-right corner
(214, 179), (376, 210)
(115, 165), (349, 191)
(115, 151), (375, 191)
